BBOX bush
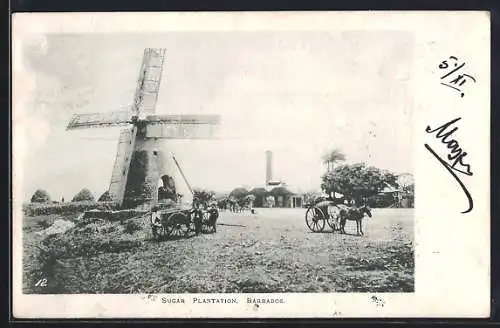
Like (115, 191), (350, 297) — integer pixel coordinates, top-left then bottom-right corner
(22, 201), (118, 217)
(72, 189), (95, 202)
(31, 189), (51, 203)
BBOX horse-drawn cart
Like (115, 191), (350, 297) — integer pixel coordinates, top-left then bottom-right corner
(150, 153), (220, 240)
(305, 200), (341, 233)
(151, 207), (190, 239)
(305, 200), (373, 235)
(150, 205), (219, 240)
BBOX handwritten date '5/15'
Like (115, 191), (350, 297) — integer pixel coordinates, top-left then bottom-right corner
(439, 56), (476, 98)
(424, 117), (473, 214)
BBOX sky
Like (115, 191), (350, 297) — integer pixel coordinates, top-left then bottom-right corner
(16, 31), (414, 201)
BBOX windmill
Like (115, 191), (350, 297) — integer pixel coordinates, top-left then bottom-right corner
(66, 48), (220, 209)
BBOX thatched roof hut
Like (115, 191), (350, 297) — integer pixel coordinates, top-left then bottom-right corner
(249, 187), (269, 197)
(269, 187), (294, 196)
(229, 187), (249, 198)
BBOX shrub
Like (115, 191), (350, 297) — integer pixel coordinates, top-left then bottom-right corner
(72, 189), (95, 202)
(22, 201), (118, 217)
(31, 189), (51, 203)
(98, 191), (112, 202)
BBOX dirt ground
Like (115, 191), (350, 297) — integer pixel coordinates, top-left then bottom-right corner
(23, 208), (414, 294)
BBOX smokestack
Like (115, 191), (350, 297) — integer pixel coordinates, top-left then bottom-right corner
(266, 150), (273, 185)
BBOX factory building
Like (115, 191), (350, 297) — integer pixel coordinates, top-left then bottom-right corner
(248, 151), (303, 208)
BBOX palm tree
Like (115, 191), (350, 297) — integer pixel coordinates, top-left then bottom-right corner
(322, 148), (346, 172)
(322, 148), (346, 201)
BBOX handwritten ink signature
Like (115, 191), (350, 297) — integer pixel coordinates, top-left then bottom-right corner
(424, 117), (473, 214)
(438, 56), (476, 98)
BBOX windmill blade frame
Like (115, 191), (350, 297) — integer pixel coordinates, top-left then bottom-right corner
(146, 114), (221, 125)
(144, 114), (221, 139)
(132, 48), (166, 118)
(66, 111), (134, 130)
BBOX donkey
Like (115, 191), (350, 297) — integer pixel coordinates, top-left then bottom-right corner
(337, 204), (372, 236)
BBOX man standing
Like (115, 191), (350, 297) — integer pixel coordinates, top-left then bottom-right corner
(192, 199), (203, 235)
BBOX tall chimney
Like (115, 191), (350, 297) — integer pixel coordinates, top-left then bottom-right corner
(266, 150), (273, 185)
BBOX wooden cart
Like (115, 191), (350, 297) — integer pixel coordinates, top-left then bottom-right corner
(151, 205), (219, 240)
(305, 200), (341, 233)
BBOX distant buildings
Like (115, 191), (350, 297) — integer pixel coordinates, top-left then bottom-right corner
(230, 151), (304, 208)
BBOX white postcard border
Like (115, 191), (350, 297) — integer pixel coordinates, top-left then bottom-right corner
(12, 11), (490, 318)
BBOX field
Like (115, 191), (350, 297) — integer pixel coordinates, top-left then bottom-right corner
(23, 208), (414, 294)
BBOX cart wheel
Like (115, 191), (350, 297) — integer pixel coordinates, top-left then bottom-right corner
(166, 213), (190, 238)
(305, 206), (326, 232)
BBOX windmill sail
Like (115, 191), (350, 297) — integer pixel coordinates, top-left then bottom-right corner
(66, 111), (132, 130)
(132, 48), (166, 118)
(144, 114), (221, 139)
(66, 48), (222, 209)
(108, 126), (137, 205)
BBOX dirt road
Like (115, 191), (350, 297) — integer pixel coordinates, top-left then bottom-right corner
(24, 208), (414, 293)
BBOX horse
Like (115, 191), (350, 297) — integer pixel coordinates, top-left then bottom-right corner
(336, 204), (372, 236)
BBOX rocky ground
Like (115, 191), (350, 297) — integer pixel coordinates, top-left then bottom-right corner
(23, 208), (414, 294)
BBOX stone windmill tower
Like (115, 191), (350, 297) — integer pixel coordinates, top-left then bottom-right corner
(66, 48), (220, 209)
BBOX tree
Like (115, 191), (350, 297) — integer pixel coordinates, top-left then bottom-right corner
(321, 148), (346, 199)
(303, 191), (325, 205)
(98, 190), (112, 202)
(397, 173), (414, 194)
(321, 163), (398, 204)
(72, 188), (95, 202)
(30, 189), (51, 203)
(193, 189), (215, 206)
(322, 148), (346, 172)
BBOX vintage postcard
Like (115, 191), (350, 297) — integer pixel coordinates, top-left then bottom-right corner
(12, 11), (490, 318)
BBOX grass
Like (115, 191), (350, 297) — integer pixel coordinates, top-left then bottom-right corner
(23, 208), (414, 294)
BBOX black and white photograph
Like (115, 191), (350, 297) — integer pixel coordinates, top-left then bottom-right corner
(12, 12), (489, 318)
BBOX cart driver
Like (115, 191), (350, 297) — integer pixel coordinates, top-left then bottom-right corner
(192, 199), (203, 235)
(150, 205), (161, 226)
